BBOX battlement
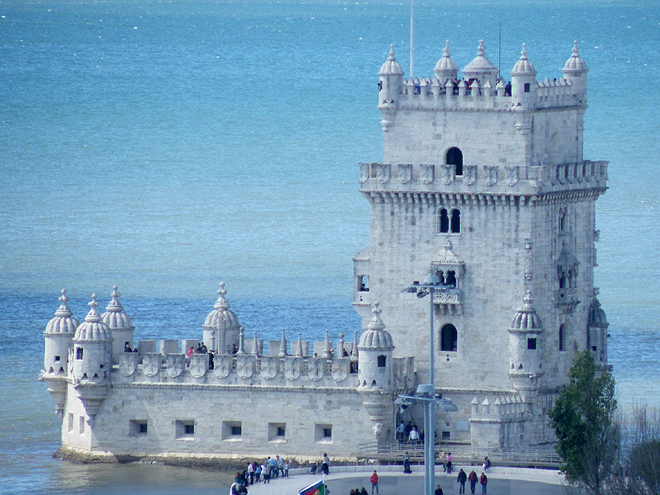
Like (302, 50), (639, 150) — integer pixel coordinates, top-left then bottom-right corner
(392, 75), (582, 112)
(359, 160), (607, 199)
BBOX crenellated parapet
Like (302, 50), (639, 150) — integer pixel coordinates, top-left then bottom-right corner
(359, 160), (607, 199)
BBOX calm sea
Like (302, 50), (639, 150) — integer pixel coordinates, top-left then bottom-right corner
(1, 0), (659, 493)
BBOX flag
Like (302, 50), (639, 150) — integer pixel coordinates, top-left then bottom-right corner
(299, 479), (325, 495)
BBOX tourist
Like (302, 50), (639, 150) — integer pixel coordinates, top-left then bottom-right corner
(124, 342), (131, 352)
(409, 425), (420, 444)
(457, 468), (467, 494)
(322, 453), (330, 475)
(480, 473), (488, 495)
(310, 462), (318, 475)
(284, 460), (290, 478)
(483, 456), (490, 472)
(267, 456), (277, 478)
(403, 451), (411, 473)
(359, 488), (368, 495)
(370, 470), (379, 494)
(247, 462), (255, 484)
(445, 452), (453, 474)
(435, 485), (443, 495)
(255, 464), (262, 483)
(397, 421), (405, 441)
(277, 455), (285, 477)
(263, 461), (271, 483)
(468, 470), (478, 494)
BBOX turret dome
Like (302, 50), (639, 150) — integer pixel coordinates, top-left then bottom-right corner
(563, 41), (588, 74)
(463, 40), (498, 80)
(101, 285), (134, 331)
(379, 45), (404, 76)
(74, 294), (112, 341)
(588, 298), (608, 327)
(510, 291), (543, 331)
(204, 282), (240, 329)
(434, 40), (458, 82)
(359, 302), (394, 350)
(45, 289), (79, 334)
(511, 44), (537, 76)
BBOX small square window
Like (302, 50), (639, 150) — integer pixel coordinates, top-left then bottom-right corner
(222, 421), (242, 441)
(175, 420), (195, 439)
(54, 356), (61, 362)
(527, 338), (537, 350)
(129, 420), (148, 437)
(315, 424), (333, 443)
(268, 423), (287, 442)
(377, 355), (386, 368)
(442, 431), (451, 440)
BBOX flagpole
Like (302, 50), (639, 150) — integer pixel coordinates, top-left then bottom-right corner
(410, 0), (414, 79)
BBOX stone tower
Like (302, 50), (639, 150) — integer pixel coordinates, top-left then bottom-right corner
(354, 40), (608, 448)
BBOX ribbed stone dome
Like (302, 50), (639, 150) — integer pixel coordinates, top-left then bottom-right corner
(511, 44), (537, 76)
(434, 40), (458, 81)
(358, 303), (394, 350)
(379, 45), (404, 76)
(204, 282), (240, 329)
(45, 289), (79, 334)
(510, 291), (543, 331)
(74, 294), (112, 341)
(101, 285), (134, 330)
(463, 40), (497, 77)
(563, 41), (588, 74)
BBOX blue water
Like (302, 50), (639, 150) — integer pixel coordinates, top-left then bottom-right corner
(1, 0), (659, 493)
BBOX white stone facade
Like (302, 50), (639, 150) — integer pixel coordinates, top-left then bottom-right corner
(40, 40), (609, 463)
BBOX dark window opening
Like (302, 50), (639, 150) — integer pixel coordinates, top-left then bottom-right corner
(54, 355), (60, 362)
(442, 431), (451, 440)
(559, 325), (565, 352)
(76, 347), (83, 360)
(377, 355), (387, 367)
(439, 209), (449, 233)
(446, 147), (463, 176)
(277, 426), (286, 437)
(527, 338), (537, 350)
(350, 362), (358, 374)
(450, 209), (461, 233)
(358, 275), (369, 292)
(445, 271), (456, 288)
(441, 324), (458, 352)
(185, 424), (195, 435)
(558, 269), (566, 289)
(524, 83), (531, 93)
(139, 422), (148, 434)
(231, 425), (241, 436)
(323, 428), (332, 438)
(559, 209), (566, 232)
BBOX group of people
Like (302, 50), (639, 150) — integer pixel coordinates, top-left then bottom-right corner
(396, 421), (423, 444)
(309, 453), (331, 476)
(231, 455), (290, 493)
(403, 453), (491, 495)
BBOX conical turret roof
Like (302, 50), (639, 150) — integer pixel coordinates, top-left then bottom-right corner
(101, 285), (134, 331)
(74, 294), (112, 341)
(563, 41), (588, 74)
(379, 45), (404, 76)
(45, 289), (79, 334)
(510, 291), (543, 331)
(204, 282), (240, 329)
(511, 44), (537, 76)
(359, 302), (394, 350)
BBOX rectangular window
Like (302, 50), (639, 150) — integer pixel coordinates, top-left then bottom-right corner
(175, 420), (195, 439)
(76, 347), (83, 360)
(268, 423), (287, 442)
(79, 416), (85, 434)
(315, 424), (333, 443)
(377, 355), (386, 367)
(68, 413), (74, 432)
(54, 355), (61, 362)
(524, 83), (531, 92)
(527, 338), (537, 350)
(129, 420), (148, 437)
(222, 421), (242, 441)
(442, 431), (451, 440)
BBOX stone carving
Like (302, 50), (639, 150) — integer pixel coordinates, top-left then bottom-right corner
(441, 164), (455, 185)
(398, 164), (412, 184)
(464, 165), (477, 186)
(377, 164), (390, 184)
(284, 357), (303, 381)
(505, 166), (519, 186)
(236, 355), (254, 379)
(484, 166), (498, 186)
(143, 354), (160, 377)
(119, 354), (137, 377)
(420, 164), (435, 184)
(359, 163), (370, 183)
(165, 354), (185, 378)
(307, 357), (324, 381)
(189, 355), (207, 378)
(260, 356), (279, 379)
(331, 358), (349, 382)
(213, 355), (232, 378)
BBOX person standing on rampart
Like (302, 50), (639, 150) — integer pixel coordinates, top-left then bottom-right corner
(370, 470), (379, 494)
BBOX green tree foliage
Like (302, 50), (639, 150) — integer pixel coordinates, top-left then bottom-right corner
(549, 351), (619, 495)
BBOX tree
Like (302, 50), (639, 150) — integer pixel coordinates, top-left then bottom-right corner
(549, 351), (619, 495)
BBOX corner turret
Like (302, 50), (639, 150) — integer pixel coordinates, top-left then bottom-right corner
(203, 282), (241, 354)
(434, 40), (458, 83)
(462, 40), (498, 89)
(510, 44), (537, 107)
(40, 289), (79, 416)
(101, 285), (135, 363)
(357, 302), (394, 391)
(563, 41), (588, 102)
(378, 45), (404, 131)
(507, 291), (544, 391)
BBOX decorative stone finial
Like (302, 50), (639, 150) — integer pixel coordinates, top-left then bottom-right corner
(296, 332), (303, 357)
(278, 329), (288, 357)
(213, 282), (231, 310)
(443, 40), (450, 58)
(252, 331), (260, 357)
(367, 302), (386, 331)
(520, 43), (528, 60)
(522, 290), (533, 307)
(85, 294), (101, 323)
(388, 44), (396, 61)
(105, 285), (124, 312)
(477, 40), (486, 57)
(237, 327), (246, 355)
(54, 289), (73, 317)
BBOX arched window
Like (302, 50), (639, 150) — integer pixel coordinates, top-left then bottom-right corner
(377, 355), (387, 367)
(438, 208), (461, 234)
(445, 270), (456, 288)
(559, 324), (565, 352)
(76, 347), (83, 360)
(446, 147), (463, 176)
(440, 324), (458, 352)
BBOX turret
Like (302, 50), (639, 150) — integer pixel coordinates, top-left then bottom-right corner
(434, 40), (458, 84)
(378, 45), (404, 131)
(510, 44), (537, 107)
(71, 294), (113, 419)
(587, 289), (609, 370)
(101, 285), (135, 363)
(203, 282), (241, 354)
(563, 41), (588, 102)
(462, 40), (498, 90)
(40, 289), (79, 416)
(357, 302), (394, 391)
(507, 291), (544, 391)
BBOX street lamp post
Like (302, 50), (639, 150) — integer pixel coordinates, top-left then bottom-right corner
(405, 273), (441, 495)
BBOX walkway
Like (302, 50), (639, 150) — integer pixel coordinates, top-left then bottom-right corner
(245, 464), (566, 495)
